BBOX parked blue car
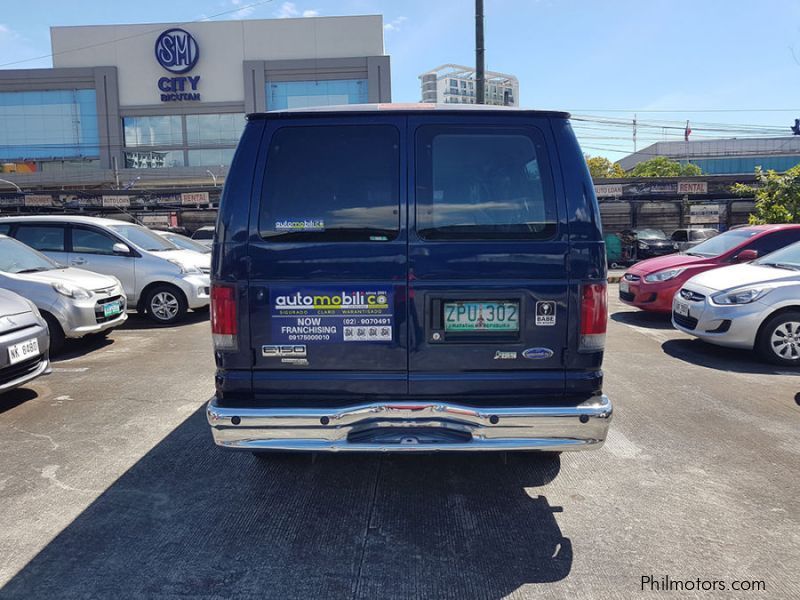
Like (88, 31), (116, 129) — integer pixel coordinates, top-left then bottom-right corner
(207, 104), (612, 456)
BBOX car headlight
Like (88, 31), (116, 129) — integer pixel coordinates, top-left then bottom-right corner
(712, 287), (772, 305)
(644, 268), (686, 283)
(52, 281), (92, 300)
(638, 241), (649, 250)
(167, 259), (202, 275)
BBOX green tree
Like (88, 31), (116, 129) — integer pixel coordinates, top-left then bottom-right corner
(585, 155), (625, 179)
(733, 165), (800, 224)
(627, 156), (702, 177)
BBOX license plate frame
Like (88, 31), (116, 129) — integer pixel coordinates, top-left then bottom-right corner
(103, 301), (122, 318)
(8, 338), (40, 365)
(675, 302), (690, 317)
(443, 301), (520, 333)
(620, 280), (630, 294)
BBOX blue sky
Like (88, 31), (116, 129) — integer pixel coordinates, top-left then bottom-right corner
(1, 0), (799, 160)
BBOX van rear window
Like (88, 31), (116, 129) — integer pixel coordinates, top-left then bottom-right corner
(416, 126), (557, 240)
(259, 125), (400, 242)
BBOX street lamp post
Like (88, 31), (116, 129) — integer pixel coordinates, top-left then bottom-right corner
(0, 178), (23, 194)
(206, 170), (218, 187)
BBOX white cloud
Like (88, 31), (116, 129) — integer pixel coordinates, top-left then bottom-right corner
(383, 16), (407, 33)
(274, 2), (319, 19)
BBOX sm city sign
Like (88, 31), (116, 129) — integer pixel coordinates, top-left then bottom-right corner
(155, 28), (201, 102)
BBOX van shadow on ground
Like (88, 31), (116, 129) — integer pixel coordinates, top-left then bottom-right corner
(610, 310), (674, 330)
(2, 408), (572, 600)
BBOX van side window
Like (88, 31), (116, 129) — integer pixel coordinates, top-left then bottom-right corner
(0, 224), (10, 235)
(416, 126), (557, 240)
(14, 225), (66, 252)
(259, 125), (400, 242)
(72, 226), (117, 255)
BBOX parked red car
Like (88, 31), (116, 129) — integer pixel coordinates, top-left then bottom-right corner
(619, 224), (800, 313)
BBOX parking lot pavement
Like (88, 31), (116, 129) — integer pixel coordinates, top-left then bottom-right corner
(0, 292), (798, 599)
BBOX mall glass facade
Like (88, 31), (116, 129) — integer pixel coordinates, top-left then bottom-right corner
(0, 89), (99, 161)
(266, 79), (369, 110)
(122, 113), (245, 168)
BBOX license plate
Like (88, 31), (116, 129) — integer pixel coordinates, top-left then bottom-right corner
(444, 301), (519, 332)
(103, 301), (122, 317)
(675, 302), (689, 317)
(620, 280), (630, 294)
(8, 338), (40, 365)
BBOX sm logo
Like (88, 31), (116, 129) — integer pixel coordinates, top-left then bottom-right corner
(154, 28), (199, 74)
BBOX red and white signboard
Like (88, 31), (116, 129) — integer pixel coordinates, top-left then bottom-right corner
(181, 192), (209, 205)
(102, 195), (131, 207)
(678, 181), (708, 194)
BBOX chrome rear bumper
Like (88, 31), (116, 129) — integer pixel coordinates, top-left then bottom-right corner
(207, 395), (613, 453)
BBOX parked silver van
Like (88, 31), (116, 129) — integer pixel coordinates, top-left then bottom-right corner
(0, 234), (125, 353)
(0, 216), (210, 325)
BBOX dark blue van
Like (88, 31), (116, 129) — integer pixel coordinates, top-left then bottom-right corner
(207, 104), (612, 454)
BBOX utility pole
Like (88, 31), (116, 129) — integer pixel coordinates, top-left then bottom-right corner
(475, 0), (485, 104)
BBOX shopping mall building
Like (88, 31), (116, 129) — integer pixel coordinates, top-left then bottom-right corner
(0, 15), (391, 202)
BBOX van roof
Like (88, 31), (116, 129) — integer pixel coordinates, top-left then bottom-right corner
(249, 103), (571, 120)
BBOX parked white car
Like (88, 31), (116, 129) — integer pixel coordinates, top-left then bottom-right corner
(0, 287), (51, 392)
(154, 230), (211, 254)
(672, 241), (800, 366)
(0, 216), (210, 325)
(0, 234), (126, 353)
(190, 225), (215, 248)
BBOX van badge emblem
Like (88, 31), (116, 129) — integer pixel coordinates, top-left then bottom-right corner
(494, 351), (517, 360)
(522, 347), (554, 360)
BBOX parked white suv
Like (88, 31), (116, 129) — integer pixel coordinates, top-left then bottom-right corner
(0, 216), (210, 325)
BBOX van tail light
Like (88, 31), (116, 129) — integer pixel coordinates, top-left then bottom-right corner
(579, 283), (607, 352)
(211, 283), (238, 350)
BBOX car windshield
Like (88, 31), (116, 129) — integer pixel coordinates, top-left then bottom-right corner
(756, 241), (800, 270)
(164, 233), (211, 253)
(0, 236), (59, 274)
(685, 229), (759, 257)
(109, 224), (178, 252)
(635, 229), (667, 240)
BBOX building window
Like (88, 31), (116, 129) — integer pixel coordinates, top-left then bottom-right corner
(124, 150), (185, 169)
(0, 89), (99, 161)
(187, 148), (236, 167)
(186, 113), (245, 145)
(266, 79), (368, 110)
(123, 115), (182, 147)
(122, 112), (242, 168)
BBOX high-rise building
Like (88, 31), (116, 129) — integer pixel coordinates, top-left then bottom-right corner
(419, 64), (518, 106)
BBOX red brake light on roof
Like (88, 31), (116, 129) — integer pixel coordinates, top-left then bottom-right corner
(580, 283), (607, 352)
(211, 284), (237, 350)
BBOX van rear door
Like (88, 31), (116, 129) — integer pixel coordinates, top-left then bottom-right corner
(408, 115), (569, 404)
(247, 117), (408, 406)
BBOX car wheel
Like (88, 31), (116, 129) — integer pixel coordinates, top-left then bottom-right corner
(144, 285), (187, 325)
(757, 311), (800, 367)
(42, 313), (65, 356)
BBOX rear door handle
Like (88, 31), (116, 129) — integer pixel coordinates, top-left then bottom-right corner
(71, 258), (87, 265)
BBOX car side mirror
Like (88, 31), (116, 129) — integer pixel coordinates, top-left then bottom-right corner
(112, 242), (131, 255)
(733, 249), (758, 263)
